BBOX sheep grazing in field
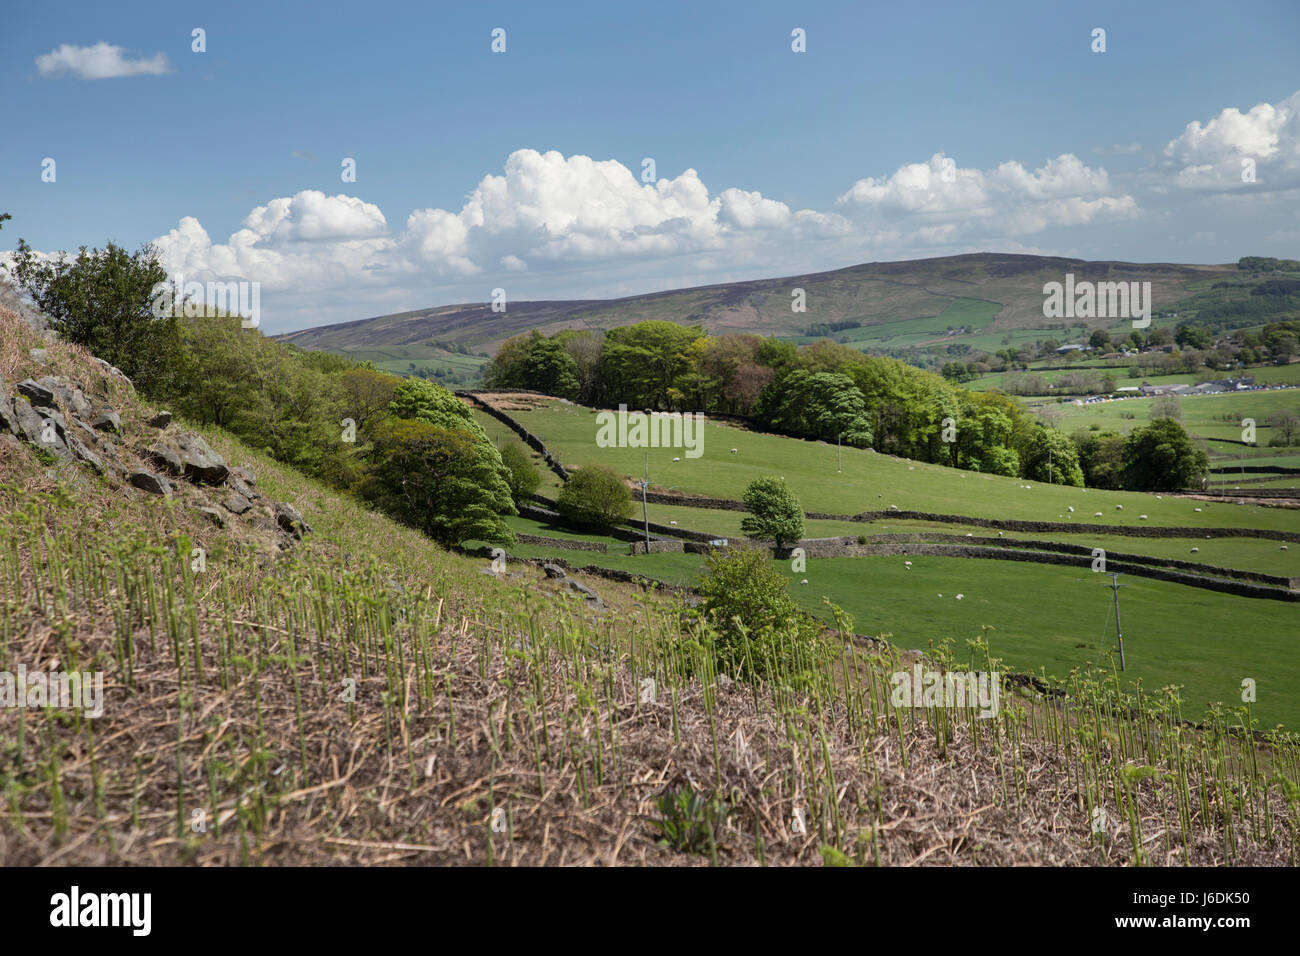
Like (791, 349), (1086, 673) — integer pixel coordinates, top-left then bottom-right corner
(1190, 547), (1199, 553)
(800, 579), (809, 585)
(1095, 512), (1103, 517)
(1195, 507), (1202, 512)
(730, 448), (738, 454)
(669, 520), (677, 526)
(672, 457), (680, 462)
(955, 594), (964, 600)
(1139, 515), (1148, 520)
(997, 531), (1004, 536)
(1282, 546), (1289, 551)
(1067, 506), (1074, 513)
(1116, 505), (1123, 511)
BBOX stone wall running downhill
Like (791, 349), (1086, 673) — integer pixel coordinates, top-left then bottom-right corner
(456, 390), (570, 480)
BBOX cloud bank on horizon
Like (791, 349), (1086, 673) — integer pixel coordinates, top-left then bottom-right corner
(13, 87), (1300, 333)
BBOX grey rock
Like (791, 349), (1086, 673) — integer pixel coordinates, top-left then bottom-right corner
(175, 431), (228, 484)
(65, 434), (104, 474)
(129, 470), (172, 496)
(226, 474), (258, 500)
(274, 502), (313, 538)
(231, 466), (256, 485)
(196, 506), (226, 528)
(147, 410), (172, 429)
(0, 395), (18, 436)
(17, 379), (55, 407)
(477, 567), (500, 576)
(542, 563), (567, 579)
(222, 493), (253, 515)
(90, 409), (122, 433)
(11, 399), (67, 454)
(41, 329), (60, 343)
(145, 443), (183, 475)
(567, 579), (602, 604)
(29, 348), (48, 365)
(38, 377), (92, 418)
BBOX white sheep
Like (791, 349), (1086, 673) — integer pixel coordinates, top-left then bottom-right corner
(1195, 507), (1202, 512)
(1067, 506), (1074, 513)
(1139, 514), (1148, 520)
(1095, 512), (1103, 517)
(1116, 505), (1123, 511)
(800, 579), (809, 585)
(672, 457), (681, 462)
(729, 448), (738, 454)
(955, 594), (964, 600)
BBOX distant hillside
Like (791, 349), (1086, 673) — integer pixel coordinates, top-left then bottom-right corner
(282, 253), (1236, 378)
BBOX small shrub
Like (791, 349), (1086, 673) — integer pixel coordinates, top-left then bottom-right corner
(739, 476), (804, 547)
(499, 441), (540, 500)
(555, 464), (632, 527)
(695, 548), (827, 684)
(651, 787), (732, 856)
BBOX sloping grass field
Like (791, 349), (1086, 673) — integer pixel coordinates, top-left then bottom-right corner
(474, 396), (1300, 729)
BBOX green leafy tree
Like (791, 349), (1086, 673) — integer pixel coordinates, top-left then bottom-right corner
(1149, 394), (1183, 422)
(739, 477), (805, 547)
(9, 237), (180, 394)
(500, 441), (541, 500)
(753, 370), (873, 446)
(523, 336), (580, 398)
(359, 420), (516, 546)
(1122, 418), (1209, 491)
(597, 321), (704, 408)
(555, 464), (632, 527)
(1021, 426), (1084, 486)
(171, 314), (345, 477)
(1073, 430), (1127, 489)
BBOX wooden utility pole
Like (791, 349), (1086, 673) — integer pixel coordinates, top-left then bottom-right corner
(641, 451), (651, 550)
(1106, 573), (1126, 670)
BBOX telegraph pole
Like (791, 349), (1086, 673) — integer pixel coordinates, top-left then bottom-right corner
(641, 451), (651, 550)
(1106, 573), (1126, 670)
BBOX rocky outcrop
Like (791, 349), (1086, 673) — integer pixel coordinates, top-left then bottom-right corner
(142, 430), (229, 484)
(2, 366), (313, 552)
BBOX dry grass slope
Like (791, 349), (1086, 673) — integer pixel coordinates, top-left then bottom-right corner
(2, 308), (1297, 866)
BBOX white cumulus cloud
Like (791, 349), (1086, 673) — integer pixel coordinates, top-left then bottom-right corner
(835, 152), (1135, 235)
(36, 41), (171, 80)
(1162, 90), (1300, 190)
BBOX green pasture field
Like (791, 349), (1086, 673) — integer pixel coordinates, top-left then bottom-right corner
(498, 399), (1300, 534)
(780, 554), (1300, 729)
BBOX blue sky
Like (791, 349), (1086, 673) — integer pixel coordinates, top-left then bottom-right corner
(2, 0), (1298, 332)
